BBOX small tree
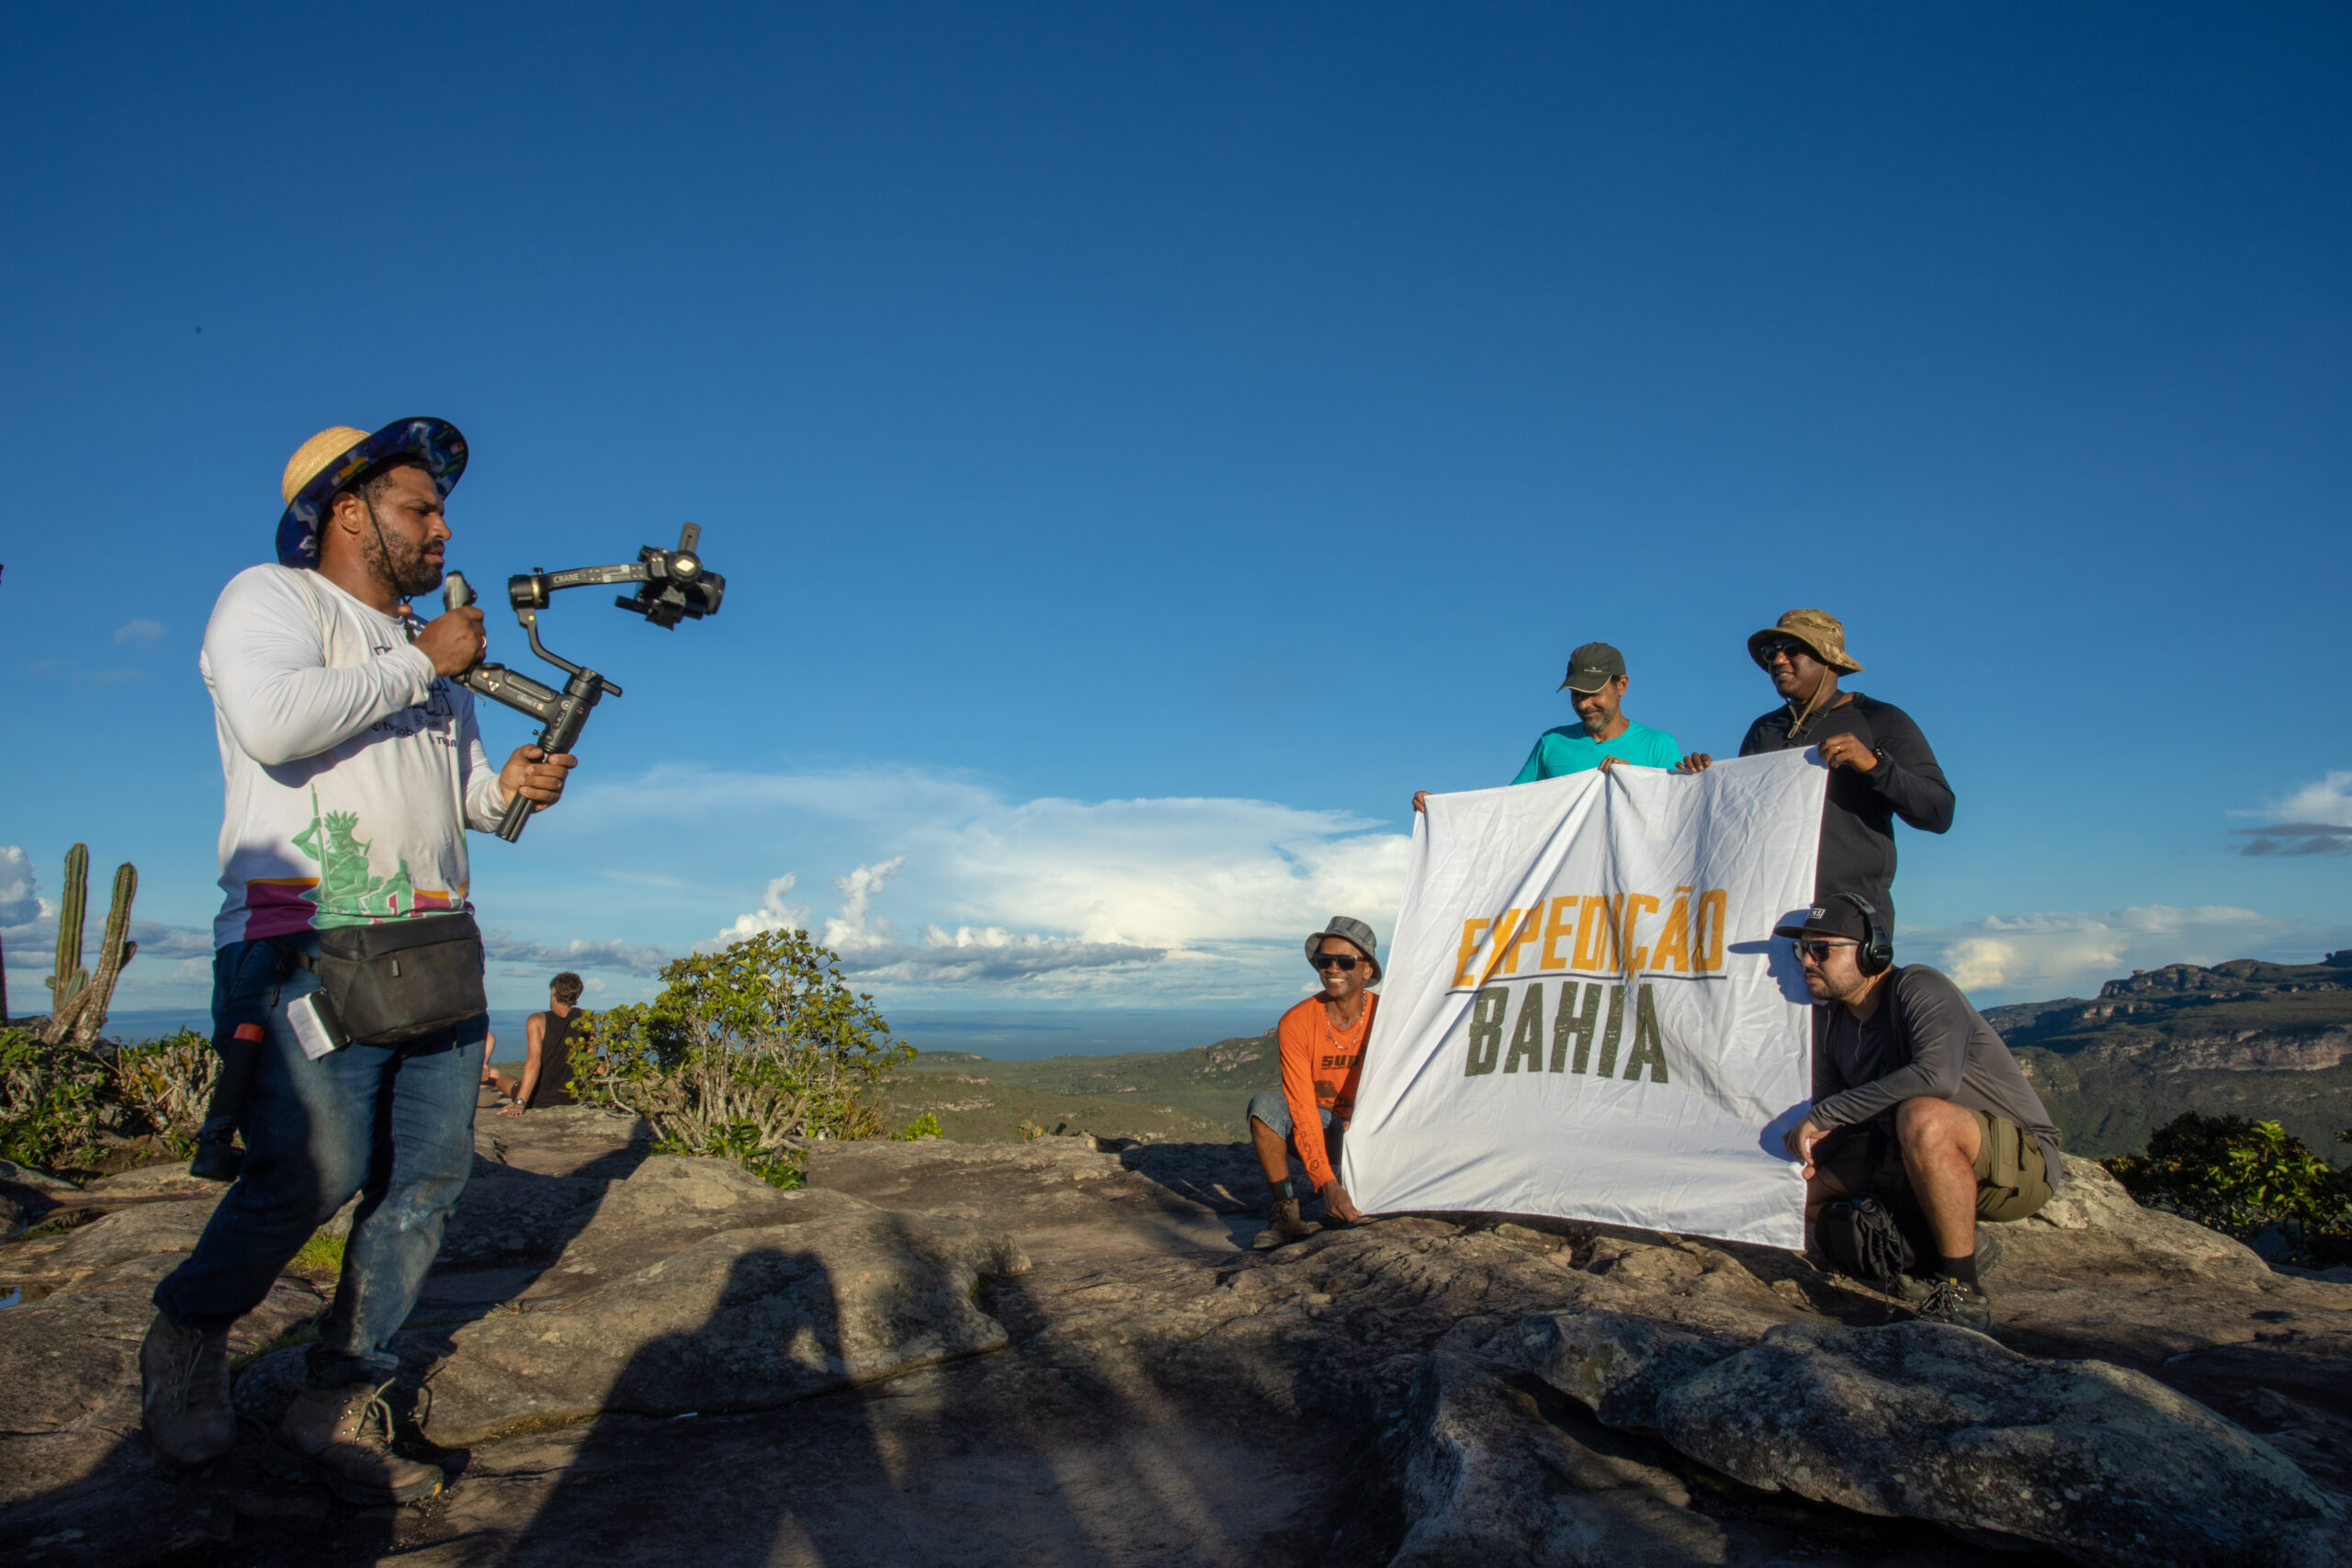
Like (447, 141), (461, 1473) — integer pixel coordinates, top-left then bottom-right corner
(569, 930), (910, 1187)
(2107, 1112), (2352, 1267)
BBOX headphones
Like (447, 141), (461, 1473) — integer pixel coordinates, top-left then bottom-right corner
(1840, 892), (1893, 976)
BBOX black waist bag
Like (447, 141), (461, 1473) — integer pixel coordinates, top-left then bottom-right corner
(1815, 1193), (1917, 1294)
(311, 912), (488, 1046)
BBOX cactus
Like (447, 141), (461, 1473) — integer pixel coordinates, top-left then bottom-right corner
(68, 862), (138, 1046)
(48, 842), (89, 1022)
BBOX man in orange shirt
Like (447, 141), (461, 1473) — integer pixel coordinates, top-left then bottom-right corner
(1245, 916), (1382, 1250)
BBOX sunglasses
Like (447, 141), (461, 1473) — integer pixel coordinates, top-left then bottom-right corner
(1790, 938), (1856, 962)
(1310, 953), (1368, 971)
(1757, 640), (1810, 664)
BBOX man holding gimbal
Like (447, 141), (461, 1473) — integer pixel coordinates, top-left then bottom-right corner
(141, 420), (574, 1501)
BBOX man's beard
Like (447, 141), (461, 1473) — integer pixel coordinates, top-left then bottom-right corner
(362, 503), (445, 599)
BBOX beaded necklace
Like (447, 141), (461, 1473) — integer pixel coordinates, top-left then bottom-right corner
(1324, 994), (1374, 1054)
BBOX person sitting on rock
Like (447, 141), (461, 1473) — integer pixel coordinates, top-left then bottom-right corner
(481, 1030), (518, 1100)
(498, 971), (584, 1117)
(1777, 896), (2064, 1333)
(1246, 917), (1382, 1250)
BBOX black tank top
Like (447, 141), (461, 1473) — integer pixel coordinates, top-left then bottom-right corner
(526, 1010), (580, 1107)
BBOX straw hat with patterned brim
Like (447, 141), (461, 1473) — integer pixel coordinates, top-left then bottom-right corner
(1746, 608), (1863, 674)
(275, 417), (468, 568)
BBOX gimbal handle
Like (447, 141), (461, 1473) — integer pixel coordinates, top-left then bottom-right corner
(427, 525), (723, 843)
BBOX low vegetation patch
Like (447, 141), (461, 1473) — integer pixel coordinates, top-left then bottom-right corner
(0, 1026), (109, 1170)
(2106, 1112), (2352, 1268)
(291, 1230), (346, 1276)
(109, 1028), (218, 1155)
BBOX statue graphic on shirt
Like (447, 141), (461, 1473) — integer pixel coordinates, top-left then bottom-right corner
(295, 789), (416, 926)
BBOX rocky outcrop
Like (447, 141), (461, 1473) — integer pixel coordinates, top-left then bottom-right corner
(2074, 1028), (2352, 1074)
(402, 1157), (1031, 1445)
(0, 1251), (323, 1514)
(1511, 1310), (2345, 1568)
(5, 1120), (2348, 1568)
(1391, 1339), (1723, 1568)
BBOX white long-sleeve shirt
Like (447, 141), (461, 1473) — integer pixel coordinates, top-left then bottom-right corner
(201, 565), (509, 946)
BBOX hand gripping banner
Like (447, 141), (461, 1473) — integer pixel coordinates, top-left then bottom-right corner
(1343, 750), (1827, 1249)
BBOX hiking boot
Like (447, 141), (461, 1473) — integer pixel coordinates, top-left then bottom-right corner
(140, 1311), (237, 1473)
(276, 1382), (445, 1504)
(1899, 1231), (2004, 1303)
(1250, 1196), (1320, 1251)
(1911, 1276), (1996, 1335)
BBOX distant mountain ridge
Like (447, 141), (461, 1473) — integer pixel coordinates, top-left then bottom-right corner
(1982, 952), (2352, 1161)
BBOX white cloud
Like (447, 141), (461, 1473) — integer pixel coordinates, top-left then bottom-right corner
(2269, 771), (2352, 825)
(114, 619), (166, 645)
(615, 766), (1413, 1001)
(125, 922), (216, 960)
(2231, 769), (2352, 856)
(710, 874), (810, 945)
(786, 856), (1167, 984)
(1904, 904), (2297, 999)
(482, 931), (673, 976)
(0, 846), (40, 928)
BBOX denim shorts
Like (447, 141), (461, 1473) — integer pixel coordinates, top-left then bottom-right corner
(1246, 1087), (1347, 1164)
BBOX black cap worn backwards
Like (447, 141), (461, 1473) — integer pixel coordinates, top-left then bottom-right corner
(1558, 641), (1627, 694)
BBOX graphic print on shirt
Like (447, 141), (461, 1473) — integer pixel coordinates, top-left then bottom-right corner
(295, 788), (418, 927)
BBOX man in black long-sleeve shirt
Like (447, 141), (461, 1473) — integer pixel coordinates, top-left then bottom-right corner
(1681, 609), (1952, 931)
(1776, 898), (2062, 1334)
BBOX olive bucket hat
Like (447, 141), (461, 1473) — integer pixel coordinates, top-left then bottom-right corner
(1306, 916), (1382, 982)
(1747, 608), (1863, 674)
(276, 417), (469, 568)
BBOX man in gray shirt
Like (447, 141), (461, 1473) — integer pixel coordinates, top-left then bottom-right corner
(1778, 896), (2062, 1333)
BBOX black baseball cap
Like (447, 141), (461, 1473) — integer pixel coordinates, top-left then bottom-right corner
(1558, 642), (1627, 694)
(1772, 901), (1871, 943)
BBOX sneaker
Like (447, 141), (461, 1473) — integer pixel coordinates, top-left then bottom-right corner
(276, 1382), (446, 1505)
(140, 1311), (237, 1473)
(1912, 1276), (1996, 1335)
(1250, 1196), (1320, 1252)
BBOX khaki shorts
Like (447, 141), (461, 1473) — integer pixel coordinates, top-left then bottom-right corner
(1815, 1108), (2052, 1223)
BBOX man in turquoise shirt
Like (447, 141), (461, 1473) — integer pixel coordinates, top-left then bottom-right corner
(1414, 642), (1679, 812)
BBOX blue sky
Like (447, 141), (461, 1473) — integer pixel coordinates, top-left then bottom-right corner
(4, 3), (2347, 1047)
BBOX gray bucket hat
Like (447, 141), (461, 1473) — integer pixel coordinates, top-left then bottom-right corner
(1306, 916), (1382, 981)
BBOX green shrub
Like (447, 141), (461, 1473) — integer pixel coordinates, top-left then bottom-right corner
(896, 1111), (944, 1141)
(568, 930), (910, 1188)
(2106, 1112), (2352, 1267)
(0, 1026), (108, 1171)
(110, 1028), (219, 1155)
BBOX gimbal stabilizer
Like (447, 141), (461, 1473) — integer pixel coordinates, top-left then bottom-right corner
(438, 523), (726, 840)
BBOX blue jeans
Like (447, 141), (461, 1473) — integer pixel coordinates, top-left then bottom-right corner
(153, 937), (483, 1389)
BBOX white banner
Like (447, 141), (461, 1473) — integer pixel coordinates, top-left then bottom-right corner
(1343, 750), (1827, 1249)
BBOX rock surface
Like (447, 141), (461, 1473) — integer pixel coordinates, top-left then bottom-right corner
(409, 1157), (1030, 1445)
(0, 1249), (323, 1526)
(1518, 1309), (2343, 1567)
(1, 1114), (2346, 1568)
